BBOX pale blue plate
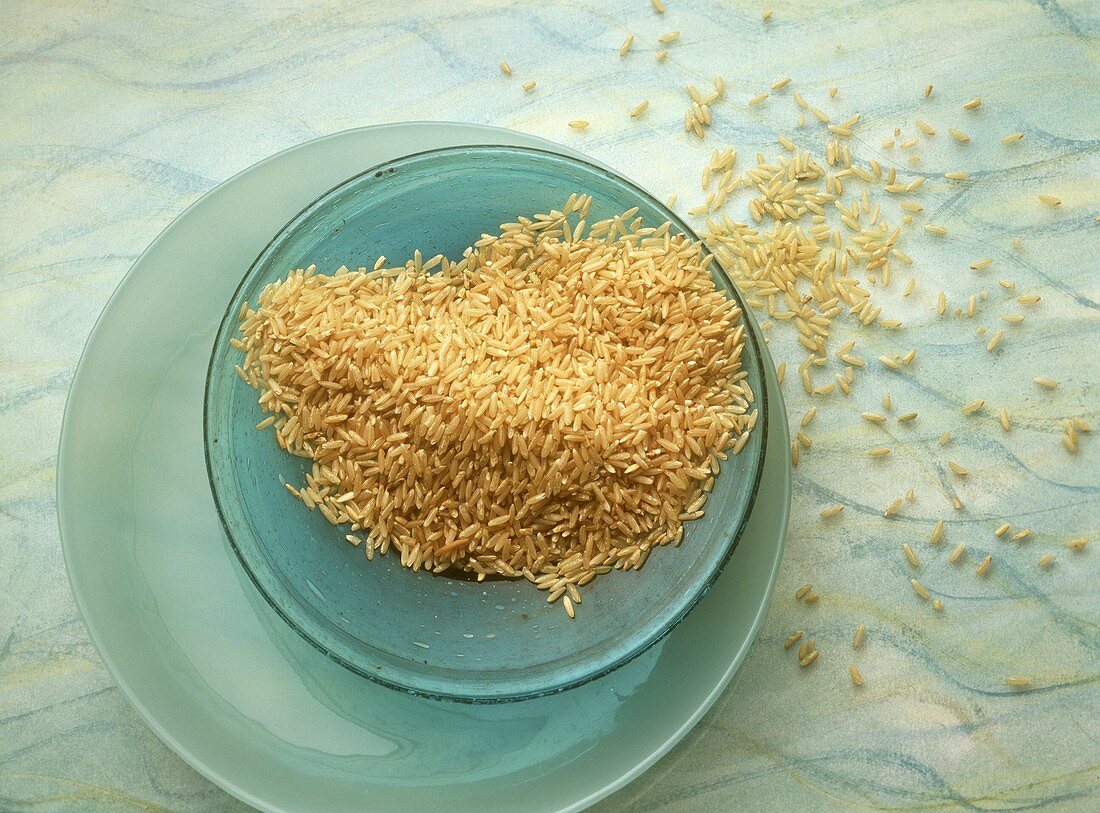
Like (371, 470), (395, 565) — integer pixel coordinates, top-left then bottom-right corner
(205, 144), (769, 702)
(58, 123), (790, 813)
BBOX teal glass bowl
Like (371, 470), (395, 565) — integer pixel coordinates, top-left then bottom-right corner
(204, 145), (768, 703)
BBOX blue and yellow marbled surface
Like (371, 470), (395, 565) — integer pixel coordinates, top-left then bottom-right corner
(2, 1), (1098, 810)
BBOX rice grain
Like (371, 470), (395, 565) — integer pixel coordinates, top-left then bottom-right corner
(931, 519), (945, 544)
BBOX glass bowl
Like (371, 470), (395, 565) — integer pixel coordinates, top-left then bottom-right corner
(204, 145), (768, 703)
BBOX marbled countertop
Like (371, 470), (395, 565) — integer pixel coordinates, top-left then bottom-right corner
(2, 1), (1098, 810)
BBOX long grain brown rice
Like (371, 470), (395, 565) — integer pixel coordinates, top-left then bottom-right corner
(235, 199), (753, 607)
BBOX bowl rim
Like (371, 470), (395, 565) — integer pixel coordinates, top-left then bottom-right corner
(203, 142), (769, 703)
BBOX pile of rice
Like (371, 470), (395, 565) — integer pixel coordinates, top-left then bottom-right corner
(233, 195), (755, 607)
